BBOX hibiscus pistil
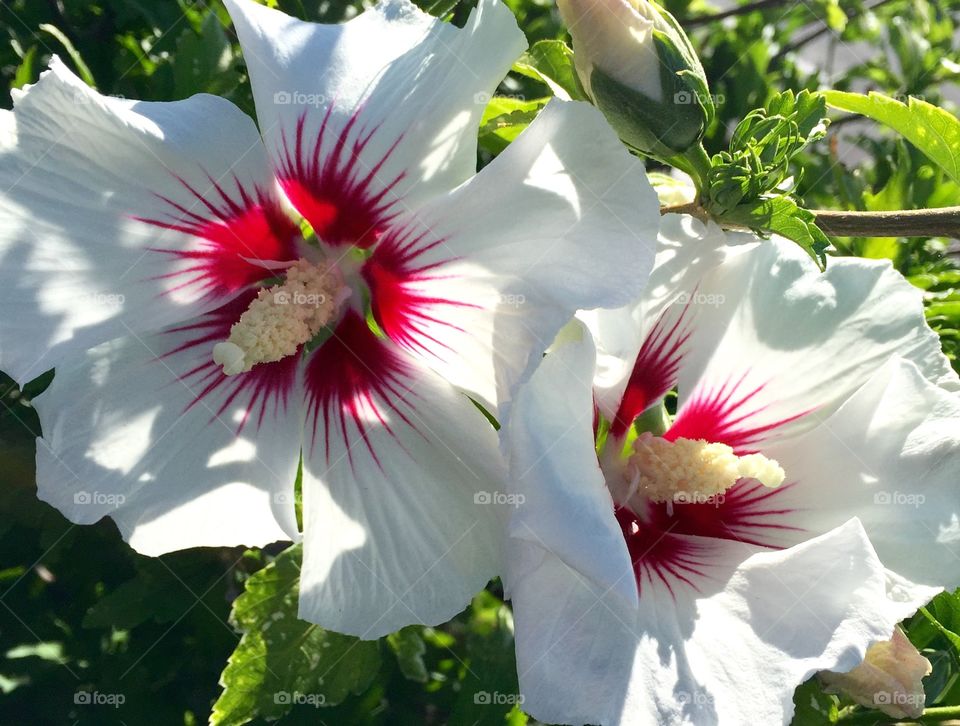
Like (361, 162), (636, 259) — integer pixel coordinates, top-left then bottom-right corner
(213, 258), (348, 375)
(624, 431), (785, 504)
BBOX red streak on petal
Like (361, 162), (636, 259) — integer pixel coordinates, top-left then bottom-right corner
(138, 174), (300, 301)
(159, 291), (299, 434)
(614, 336), (818, 597)
(666, 372), (813, 454)
(646, 480), (805, 547)
(615, 507), (711, 599)
(363, 222), (480, 361)
(617, 479), (807, 599)
(611, 302), (694, 438)
(304, 311), (422, 470)
(277, 109), (404, 248)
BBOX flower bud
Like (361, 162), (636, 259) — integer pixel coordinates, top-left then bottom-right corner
(820, 627), (931, 719)
(557, 0), (713, 156)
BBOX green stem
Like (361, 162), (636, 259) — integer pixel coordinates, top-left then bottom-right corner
(657, 145), (714, 198)
(634, 404), (671, 437)
(655, 152), (696, 181)
(684, 144), (714, 192)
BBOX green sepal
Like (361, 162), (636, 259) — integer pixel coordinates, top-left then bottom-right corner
(588, 53), (708, 156)
(722, 196), (831, 269)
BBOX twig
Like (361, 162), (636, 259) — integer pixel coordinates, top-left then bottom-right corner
(660, 203), (960, 239)
(770, 0), (897, 66)
(683, 0), (787, 28)
(659, 202), (713, 223)
(812, 206), (960, 238)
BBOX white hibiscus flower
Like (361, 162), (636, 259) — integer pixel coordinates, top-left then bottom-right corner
(0, 0), (658, 637)
(503, 214), (959, 724)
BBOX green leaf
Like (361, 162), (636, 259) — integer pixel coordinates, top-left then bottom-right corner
(512, 40), (586, 101)
(415, 0), (461, 18)
(38, 24), (96, 88)
(921, 649), (956, 704)
(12, 46), (37, 90)
(479, 96), (545, 125)
(387, 626), (429, 683)
(211, 545), (381, 725)
(927, 301), (960, 320)
(790, 677), (839, 726)
(857, 236), (901, 262)
(910, 270), (960, 290)
(448, 590), (523, 726)
(772, 89), (830, 144)
(723, 196), (830, 267)
(919, 600), (960, 663)
(83, 563), (191, 630)
(909, 590), (960, 669)
(173, 11), (239, 97)
(823, 91), (960, 185)
(813, 0), (848, 32)
(478, 97), (546, 155)
(706, 91), (829, 214)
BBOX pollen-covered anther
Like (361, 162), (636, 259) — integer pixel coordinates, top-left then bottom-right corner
(213, 259), (346, 376)
(624, 432), (785, 504)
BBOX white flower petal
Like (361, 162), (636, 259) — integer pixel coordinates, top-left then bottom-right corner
(223, 0), (525, 229)
(364, 100), (659, 413)
(760, 356), (960, 588)
(580, 214), (754, 426)
(0, 57), (299, 385)
(667, 236), (957, 449)
(297, 312), (504, 637)
(32, 293), (302, 554)
(509, 545), (656, 726)
(505, 320), (638, 606)
(511, 518), (921, 725)
(685, 520), (921, 726)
